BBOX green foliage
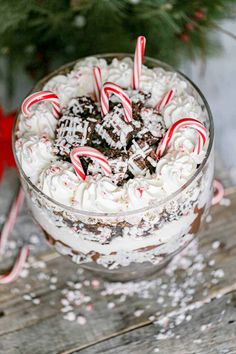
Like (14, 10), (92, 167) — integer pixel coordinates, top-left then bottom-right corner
(0, 0), (235, 84)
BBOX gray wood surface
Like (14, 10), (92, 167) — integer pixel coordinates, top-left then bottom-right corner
(0, 168), (236, 354)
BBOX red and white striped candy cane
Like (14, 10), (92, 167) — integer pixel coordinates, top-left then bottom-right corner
(212, 179), (224, 206)
(0, 188), (25, 255)
(21, 90), (60, 118)
(0, 245), (29, 284)
(70, 146), (111, 181)
(101, 82), (132, 123)
(155, 117), (207, 159)
(156, 89), (174, 113)
(93, 66), (102, 101)
(132, 36), (146, 90)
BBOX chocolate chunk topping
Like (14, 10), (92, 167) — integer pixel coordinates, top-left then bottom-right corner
(64, 96), (98, 118)
(54, 96), (99, 158)
(128, 139), (156, 177)
(127, 107), (166, 177)
(95, 104), (135, 150)
(53, 90), (167, 184)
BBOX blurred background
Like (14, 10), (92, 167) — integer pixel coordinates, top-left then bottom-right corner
(0, 0), (235, 182)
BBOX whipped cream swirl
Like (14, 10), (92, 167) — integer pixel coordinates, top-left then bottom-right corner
(156, 151), (197, 194)
(17, 105), (58, 139)
(43, 75), (80, 108)
(73, 177), (125, 213)
(125, 177), (164, 210)
(72, 57), (108, 98)
(163, 94), (203, 128)
(169, 128), (207, 164)
(107, 58), (133, 88)
(139, 68), (187, 107)
(38, 161), (79, 206)
(16, 135), (56, 183)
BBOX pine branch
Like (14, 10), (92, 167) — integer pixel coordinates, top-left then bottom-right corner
(0, 0), (236, 102)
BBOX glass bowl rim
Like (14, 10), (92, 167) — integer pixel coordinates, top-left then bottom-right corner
(12, 53), (214, 218)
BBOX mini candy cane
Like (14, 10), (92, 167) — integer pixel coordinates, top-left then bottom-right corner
(0, 245), (29, 284)
(93, 66), (102, 101)
(155, 117), (207, 159)
(70, 146), (111, 181)
(0, 188), (25, 255)
(212, 179), (224, 206)
(132, 36), (146, 90)
(101, 82), (132, 123)
(21, 90), (60, 118)
(156, 89), (174, 113)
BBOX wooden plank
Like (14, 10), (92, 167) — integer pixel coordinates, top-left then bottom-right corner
(0, 187), (235, 353)
(72, 295), (236, 354)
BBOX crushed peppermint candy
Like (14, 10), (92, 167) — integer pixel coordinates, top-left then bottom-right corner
(212, 241), (221, 249)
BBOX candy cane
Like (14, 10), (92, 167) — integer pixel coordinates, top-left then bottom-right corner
(0, 188), (25, 255)
(0, 245), (29, 284)
(93, 66), (102, 101)
(212, 179), (224, 206)
(101, 82), (132, 123)
(132, 36), (146, 90)
(156, 89), (174, 113)
(21, 91), (60, 118)
(155, 118), (207, 159)
(70, 147), (111, 181)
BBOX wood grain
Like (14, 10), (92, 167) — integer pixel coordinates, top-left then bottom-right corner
(72, 295), (236, 354)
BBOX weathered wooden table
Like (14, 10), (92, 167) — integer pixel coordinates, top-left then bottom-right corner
(0, 166), (236, 354)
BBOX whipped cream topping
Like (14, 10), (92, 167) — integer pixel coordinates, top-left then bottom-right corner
(140, 67), (188, 107)
(162, 94), (203, 128)
(43, 75), (80, 108)
(153, 68), (188, 95)
(168, 128), (207, 164)
(37, 160), (79, 206)
(73, 177), (125, 213)
(71, 57), (108, 98)
(125, 177), (164, 210)
(106, 57), (133, 88)
(16, 135), (56, 183)
(155, 151), (197, 194)
(17, 105), (58, 139)
(139, 66), (161, 106)
(44, 57), (109, 107)
(16, 55), (210, 213)
(40, 170), (166, 213)
(42, 57), (191, 110)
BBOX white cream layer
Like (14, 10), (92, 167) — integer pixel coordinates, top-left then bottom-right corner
(29, 196), (198, 255)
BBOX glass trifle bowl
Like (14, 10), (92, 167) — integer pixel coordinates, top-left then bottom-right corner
(13, 54), (214, 281)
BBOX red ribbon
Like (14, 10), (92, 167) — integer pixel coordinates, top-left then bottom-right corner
(0, 107), (17, 181)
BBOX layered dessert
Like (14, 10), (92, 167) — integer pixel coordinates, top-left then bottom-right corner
(14, 39), (214, 273)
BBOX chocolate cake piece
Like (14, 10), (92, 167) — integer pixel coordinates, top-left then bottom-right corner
(54, 96), (99, 158)
(95, 91), (166, 178)
(95, 91), (151, 151)
(128, 108), (166, 177)
(110, 89), (151, 125)
(107, 149), (128, 185)
(128, 139), (156, 176)
(127, 89), (151, 117)
(137, 107), (166, 145)
(95, 104), (135, 150)
(64, 96), (98, 118)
